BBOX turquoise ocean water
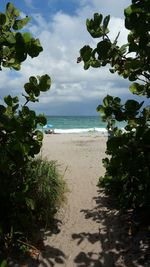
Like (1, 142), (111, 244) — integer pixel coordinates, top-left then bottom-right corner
(44, 116), (125, 134)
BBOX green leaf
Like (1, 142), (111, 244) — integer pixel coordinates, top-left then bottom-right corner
(129, 82), (145, 95)
(90, 60), (101, 68)
(114, 97), (121, 105)
(125, 99), (142, 112)
(31, 142), (41, 155)
(103, 95), (113, 107)
(5, 32), (16, 44)
(97, 40), (111, 60)
(23, 32), (32, 42)
(11, 63), (20, 70)
(124, 6), (133, 16)
(27, 38), (43, 58)
(13, 8), (20, 17)
(0, 260), (8, 267)
(35, 130), (43, 141)
(24, 83), (33, 95)
(29, 76), (38, 86)
(86, 13), (103, 38)
(12, 96), (19, 103)
(37, 114), (47, 125)
(94, 13), (103, 25)
(107, 137), (121, 153)
(6, 2), (20, 17)
(0, 13), (6, 25)
(38, 74), (51, 91)
(96, 104), (105, 113)
(120, 44), (128, 54)
(6, 2), (14, 14)
(80, 45), (92, 62)
(103, 15), (110, 34)
(13, 17), (31, 30)
(4, 95), (13, 106)
(84, 62), (90, 70)
(109, 68), (115, 74)
(105, 107), (113, 116)
(0, 105), (6, 113)
(125, 59), (143, 70)
(25, 198), (35, 210)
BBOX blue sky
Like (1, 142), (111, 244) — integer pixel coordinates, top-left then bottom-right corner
(1, 0), (141, 116)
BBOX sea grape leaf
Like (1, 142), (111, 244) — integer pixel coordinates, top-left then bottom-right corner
(4, 95), (13, 106)
(27, 38), (43, 58)
(35, 130), (43, 141)
(86, 13), (103, 38)
(38, 74), (51, 92)
(129, 82), (145, 95)
(4, 32), (16, 44)
(25, 198), (35, 210)
(0, 13), (6, 25)
(97, 40), (111, 60)
(37, 114), (47, 125)
(6, 2), (20, 17)
(103, 15), (110, 34)
(13, 17), (31, 30)
(80, 45), (92, 62)
(23, 32), (32, 42)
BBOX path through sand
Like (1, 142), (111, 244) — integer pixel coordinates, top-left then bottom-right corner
(9, 133), (149, 267)
(36, 133), (147, 267)
(40, 133), (107, 267)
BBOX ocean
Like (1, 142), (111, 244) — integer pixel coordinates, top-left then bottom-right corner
(44, 116), (125, 135)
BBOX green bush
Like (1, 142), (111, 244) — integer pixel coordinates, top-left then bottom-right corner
(0, 3), (66, 260)
(25, 158), (66, 225)
(79, 0), (150, 210)
(0, 158), (66, 258)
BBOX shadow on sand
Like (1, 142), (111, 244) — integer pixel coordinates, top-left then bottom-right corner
(9, 190), (150, 267)
(8, 218), (66, 267)
(72, 189), (150, 267)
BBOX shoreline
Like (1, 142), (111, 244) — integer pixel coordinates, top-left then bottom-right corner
(43, 128), (108, 136)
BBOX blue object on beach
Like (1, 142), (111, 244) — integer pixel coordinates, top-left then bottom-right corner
(43, 124), (53, 128)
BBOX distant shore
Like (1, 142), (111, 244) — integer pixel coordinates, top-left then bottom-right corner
(43, 128), (108, 136)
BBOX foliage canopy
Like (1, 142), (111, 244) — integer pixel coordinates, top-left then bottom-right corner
(0, 2), (43, 70)
(0, 2), (56, 261)
(79, 0), (150, 209)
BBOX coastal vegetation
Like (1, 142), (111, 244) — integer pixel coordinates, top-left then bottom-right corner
(79, 0), (150, 210)
(0, 2), (65, 264)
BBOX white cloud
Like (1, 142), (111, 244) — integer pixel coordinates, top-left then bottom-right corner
(1, 1), (131, 115)
(78, 0), (130, 18)
(24, 0), (33, 7)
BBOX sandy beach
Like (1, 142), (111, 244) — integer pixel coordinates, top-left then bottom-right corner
(40, 133), (107, 266)
(34, 133), (146, 267)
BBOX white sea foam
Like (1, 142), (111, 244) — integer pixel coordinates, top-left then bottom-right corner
(53, 128), (108, 135)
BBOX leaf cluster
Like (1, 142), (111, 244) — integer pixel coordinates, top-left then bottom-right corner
(97, 95), (150, 208)
(0, 3), (53, 261)
(0, 159), (66, 262)
(80, 0), (150, 210)
(0, 73), (51, 254)
(79, 0), (150, 97)
(0, 2), (43, 70)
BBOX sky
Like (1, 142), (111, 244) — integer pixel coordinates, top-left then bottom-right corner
(0, 0), (139, 116)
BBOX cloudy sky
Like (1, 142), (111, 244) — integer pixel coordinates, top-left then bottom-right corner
(0, 0), (135, 116)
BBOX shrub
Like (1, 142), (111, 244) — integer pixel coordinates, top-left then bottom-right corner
(79, 0), (150, 210)
(0, 158), (66, 259)
(0, 3), (65, 261)
(25, 158), (66, 226)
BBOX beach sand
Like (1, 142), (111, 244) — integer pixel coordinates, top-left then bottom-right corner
(39, 133), (107, 266)
(34, 133), (146, 267)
